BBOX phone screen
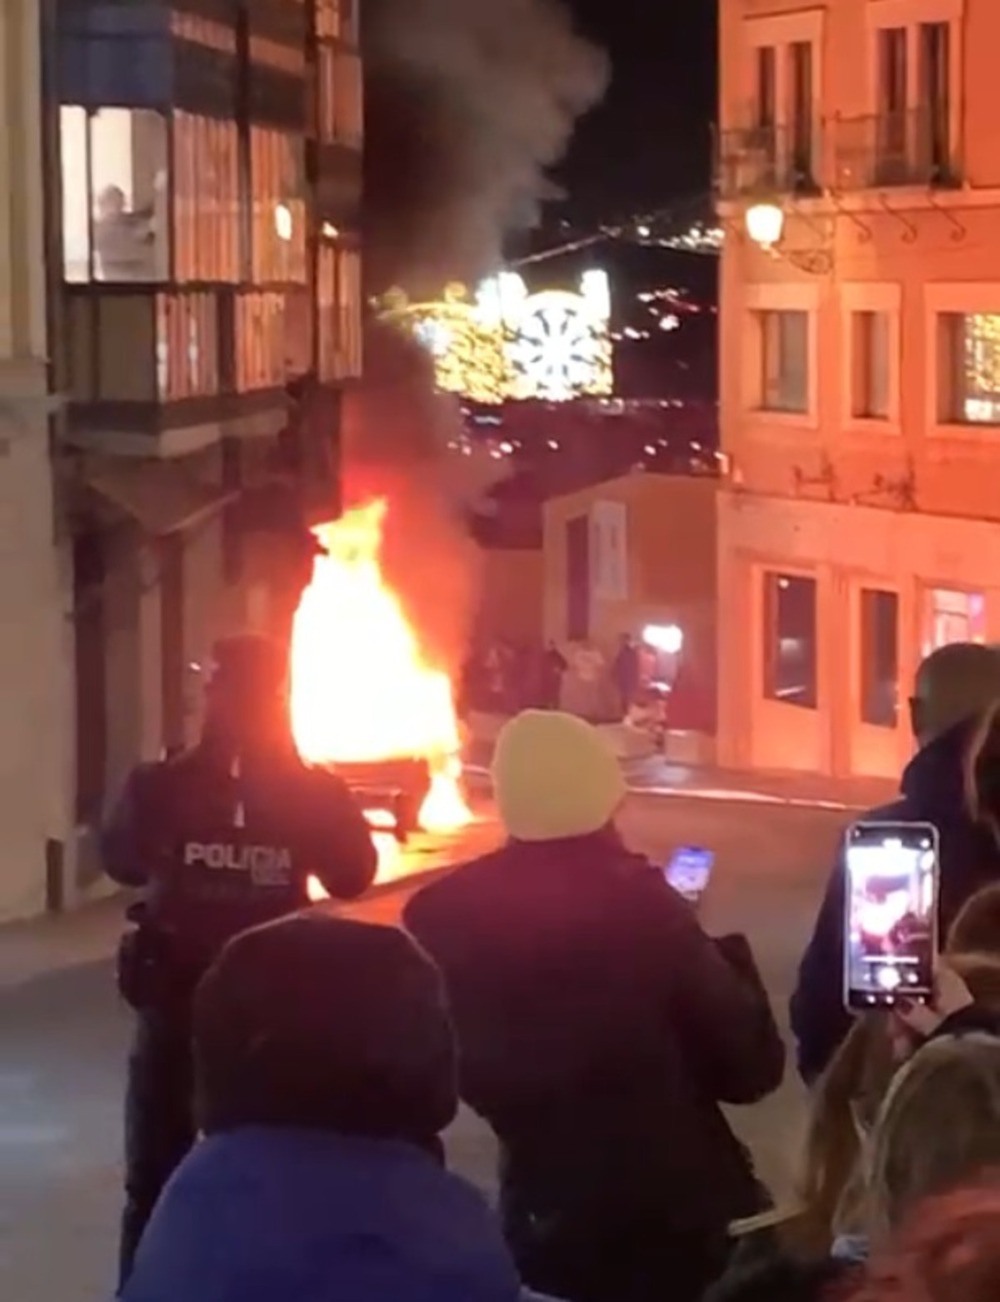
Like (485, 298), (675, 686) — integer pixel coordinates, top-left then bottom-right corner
(665, 846), (715, 902)
(843, 821), (939, 1011)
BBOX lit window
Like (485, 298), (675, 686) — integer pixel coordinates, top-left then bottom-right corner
(851, 311), (891, 419)
(250, 129), (307, 284)
(236, 292), (289, 392)
(316, 0), (358, 43)
(156, 292), (220, 400)
(60, 106), (169, 283)
(859, 589), (898, 728)
(317, 244), (362, 380)
(755, 309), (809, 413)
(318, 45), (362, 147)
(173, 113), (240, 284)
(923, 588), (986, 657)
(940, 313), (1000, 424)
(764, 571), (817, 709)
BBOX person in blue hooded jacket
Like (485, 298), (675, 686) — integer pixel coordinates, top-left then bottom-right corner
(790, 642), (1000, 1085)
(119, 911), (555, 1302)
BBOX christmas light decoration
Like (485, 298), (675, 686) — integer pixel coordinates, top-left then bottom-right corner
(377, 269), (613, 404)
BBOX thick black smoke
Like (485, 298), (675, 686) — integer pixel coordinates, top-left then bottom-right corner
(364, 0), (609, 297)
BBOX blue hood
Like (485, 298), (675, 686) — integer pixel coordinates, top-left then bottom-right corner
(121, 1129), (524, 1302)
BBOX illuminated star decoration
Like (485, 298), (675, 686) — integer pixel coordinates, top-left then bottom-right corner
(376, 270), (613, 404)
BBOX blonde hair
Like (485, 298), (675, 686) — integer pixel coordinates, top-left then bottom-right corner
(789, 951), (1000, 1256)
(964, 698), (1000, 838)
(867, 1034), (1000, 1237)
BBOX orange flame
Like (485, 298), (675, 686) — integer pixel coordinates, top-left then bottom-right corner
(290, 499), (471, 890)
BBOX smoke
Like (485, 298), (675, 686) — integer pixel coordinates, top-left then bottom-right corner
(364, 0), (609, 296)
(342, 324), (506, 676)
(344, 0), (607, 679)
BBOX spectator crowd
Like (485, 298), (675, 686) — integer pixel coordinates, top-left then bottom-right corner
(106, 638), (1000, 1302)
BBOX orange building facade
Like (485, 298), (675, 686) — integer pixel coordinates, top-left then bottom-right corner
(717, 0), (1000, 780)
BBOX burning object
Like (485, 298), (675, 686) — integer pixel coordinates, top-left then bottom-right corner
(289, 498), (471, 857)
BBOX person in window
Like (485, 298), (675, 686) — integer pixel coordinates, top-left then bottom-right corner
(120, 911), (557, 1302)
(93, 185), (155, 282)
(791, 642), (1000, 1084)
(404, 709), (785, 1302)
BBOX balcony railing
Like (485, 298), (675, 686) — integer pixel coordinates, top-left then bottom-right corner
(715, 120), (821, 201)
(833, 106), (959, 191)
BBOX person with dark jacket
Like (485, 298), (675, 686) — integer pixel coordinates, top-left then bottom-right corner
(791, 642), (1000, 1085)
(120, 912), (553, 1302)
(404, 709), (785, 1302)
(102, 634), (377, 1284)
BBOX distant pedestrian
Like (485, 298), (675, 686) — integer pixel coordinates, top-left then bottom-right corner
(612, 634), (639, 720)
(539, 641), (568, 709)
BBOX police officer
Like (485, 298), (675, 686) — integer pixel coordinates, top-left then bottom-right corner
(101, 633), (378, 1283)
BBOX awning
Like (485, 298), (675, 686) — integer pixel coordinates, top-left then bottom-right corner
(82, 457), (238, 535)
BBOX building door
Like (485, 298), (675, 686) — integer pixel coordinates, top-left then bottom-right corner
(565, 513), (590, 642)
(73, 532), (108, 825)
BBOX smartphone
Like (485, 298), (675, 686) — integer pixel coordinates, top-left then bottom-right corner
(843, 821), (939, 1011)
(665, 846), (715, 902)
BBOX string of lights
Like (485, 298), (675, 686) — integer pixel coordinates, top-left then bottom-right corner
(511, 194), (723, 268)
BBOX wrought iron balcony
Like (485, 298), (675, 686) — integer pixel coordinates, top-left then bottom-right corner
(715, 120), (821, 201)
(833, 106), (959, 191)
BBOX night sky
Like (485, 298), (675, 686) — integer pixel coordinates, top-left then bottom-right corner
(559, 0), (718, 223)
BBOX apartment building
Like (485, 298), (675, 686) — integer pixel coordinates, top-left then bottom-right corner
(0, 0), (363, 920)
(716, 0), (1000, 781)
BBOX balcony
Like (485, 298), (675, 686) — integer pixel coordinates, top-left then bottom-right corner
(61, 284), (309, 447)
(715, 120), (821, 201)
(833, 106), (959, 191)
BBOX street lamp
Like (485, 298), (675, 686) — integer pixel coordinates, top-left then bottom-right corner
(745, 201), (785, 250)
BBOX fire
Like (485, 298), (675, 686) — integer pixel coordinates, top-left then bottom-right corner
(290, 498), (471, 885)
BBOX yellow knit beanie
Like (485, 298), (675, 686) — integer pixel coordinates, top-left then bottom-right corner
(491, 709), (627, 842)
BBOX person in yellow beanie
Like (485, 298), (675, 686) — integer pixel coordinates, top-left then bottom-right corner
(405, 710), (785, 1302)
(491, 710), (627, 843)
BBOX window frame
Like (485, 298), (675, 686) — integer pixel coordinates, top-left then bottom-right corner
(762, 569), (819, 712)
(744, 282), (820, 428)
(858, 586), (900, 729)
(925, 283), (1000, 440)
(842, 282), (901, 433)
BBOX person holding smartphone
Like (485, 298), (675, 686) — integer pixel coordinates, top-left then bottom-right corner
(791, 642), (1000, 1085)
(404, 710), (785, 1302)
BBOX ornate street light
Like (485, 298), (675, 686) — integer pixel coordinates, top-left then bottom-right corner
(745, 201), (785, 250)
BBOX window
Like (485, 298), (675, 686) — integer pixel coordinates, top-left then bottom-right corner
(173, 113), (240, 284)
(250, 128), (307, 284)
(764, 572), (817, 709)
(924, 588), (986, 657)
(156, 292), (220, 400)
(317, 243), (362, 381)
(851, 311), (891, 419)
(170, 10), (236, 54)
(318, 45), (363, 147)
(860, 589), (898, 728)
(60, 106), (168, 283)
(876, 27), (908, 178)
(317, 0), (358, 43)
(754, 46), (776, 129)
(788, 41), (814, 181)
(919, 21), (950, 177)
(757, 310), (808, 412)
(939, 313), (1000, 424)
(236, 291), (289, 391)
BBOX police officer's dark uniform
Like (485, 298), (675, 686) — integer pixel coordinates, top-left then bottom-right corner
(101, 635), (378, 1283)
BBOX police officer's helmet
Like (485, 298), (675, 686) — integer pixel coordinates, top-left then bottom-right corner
(207, 634), (288, 703)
